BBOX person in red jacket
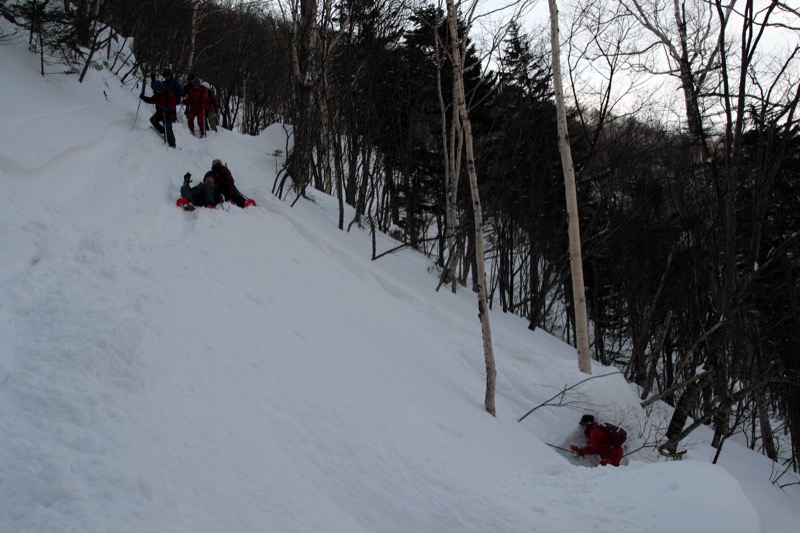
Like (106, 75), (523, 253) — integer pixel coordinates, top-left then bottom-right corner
(140, 81), (177, 148)
(183, 76), (208, 138)
(570, 414), (623, 467)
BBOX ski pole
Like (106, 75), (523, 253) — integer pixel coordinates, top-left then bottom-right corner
(134, 97), (142, 128)
(133, 74), (146, 128)
(162, 109), (169, 145)
(546, 443), (578, 454)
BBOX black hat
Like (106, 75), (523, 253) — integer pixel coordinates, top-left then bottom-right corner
(162, 68), (172, 77)
(579, 414), (595, 427)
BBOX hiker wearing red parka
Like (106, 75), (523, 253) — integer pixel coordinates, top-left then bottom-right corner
(140, 81), (177, 148)
(570, 414), (624, 467)
(183, 75), (208, 138)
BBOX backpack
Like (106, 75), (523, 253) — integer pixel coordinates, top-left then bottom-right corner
(602, 423), (627, 447)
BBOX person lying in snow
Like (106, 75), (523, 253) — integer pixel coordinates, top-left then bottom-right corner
(179, 172), (223, 208)
(570, 414), (625, 467)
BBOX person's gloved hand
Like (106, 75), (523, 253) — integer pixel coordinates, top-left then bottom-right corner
(570, 445), (582, 455)
(183, 172), (191, 185)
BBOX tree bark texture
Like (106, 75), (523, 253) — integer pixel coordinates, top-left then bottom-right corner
(548, 0), (592, 374)
(446, 0), (496, 416)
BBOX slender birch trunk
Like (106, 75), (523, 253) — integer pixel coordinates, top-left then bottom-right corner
(434, 18), (463, 294)
(318, 67), (333, 195)
(548, 0), (591, 374)
(445, 0), (496, 415)
(186, 2), (199, 74)
(318, 0), (333, 196)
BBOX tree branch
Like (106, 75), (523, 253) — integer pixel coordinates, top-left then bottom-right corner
(517, 372), (623, 423)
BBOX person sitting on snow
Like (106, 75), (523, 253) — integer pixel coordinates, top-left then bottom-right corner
(180, 171), (223, 208)
(208, 159), (254, 208)
(570, 414), (624, 467)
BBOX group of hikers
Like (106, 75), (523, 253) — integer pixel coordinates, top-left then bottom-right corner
(138, 70), (255, 211)
(139, 69), (221, 149)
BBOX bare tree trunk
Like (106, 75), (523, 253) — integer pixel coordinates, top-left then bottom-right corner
(317, 53), (333, 198)
(283, 0), (318, 194)
(317, 0), (333, 197)
(434, 15), (462, 294)
(661, 374), (705, 455)
(319, 0), (353, 211)
(185, 2), (199, 74)
(548, 0), (591, 374)
(756, 382), (778, 460)
(446, 0), (496, 416)
(78, 0), (108, 83)
(639, 310), (673, 400)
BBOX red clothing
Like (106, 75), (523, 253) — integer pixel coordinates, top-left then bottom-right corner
(183, 85), (208, 136)
(212, 164), (241, 200)
(187, 106), (205, 136)
(577, 422), (623, 466)
(209, 164), (247, 207)
(183, 85), (208, 110)
(142, 90), (177, 121)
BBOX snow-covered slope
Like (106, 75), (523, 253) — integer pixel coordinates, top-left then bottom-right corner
(1, 30), (797, 533)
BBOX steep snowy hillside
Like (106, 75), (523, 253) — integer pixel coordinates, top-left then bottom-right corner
(0, 29), (797, 533)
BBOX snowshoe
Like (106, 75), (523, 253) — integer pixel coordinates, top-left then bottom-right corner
(176, 197), (195, 211)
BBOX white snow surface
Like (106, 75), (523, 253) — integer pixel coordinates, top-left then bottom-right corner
(1, 32), (798, 533)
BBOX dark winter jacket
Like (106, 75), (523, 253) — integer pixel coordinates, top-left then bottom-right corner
(211, 164), (245, 207)
(180, 181), (223, 208)
(163, 78), (183, 103)
(142, 90), (177, 121)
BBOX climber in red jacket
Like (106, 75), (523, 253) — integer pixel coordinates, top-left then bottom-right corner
(570, 414), (624, 467)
